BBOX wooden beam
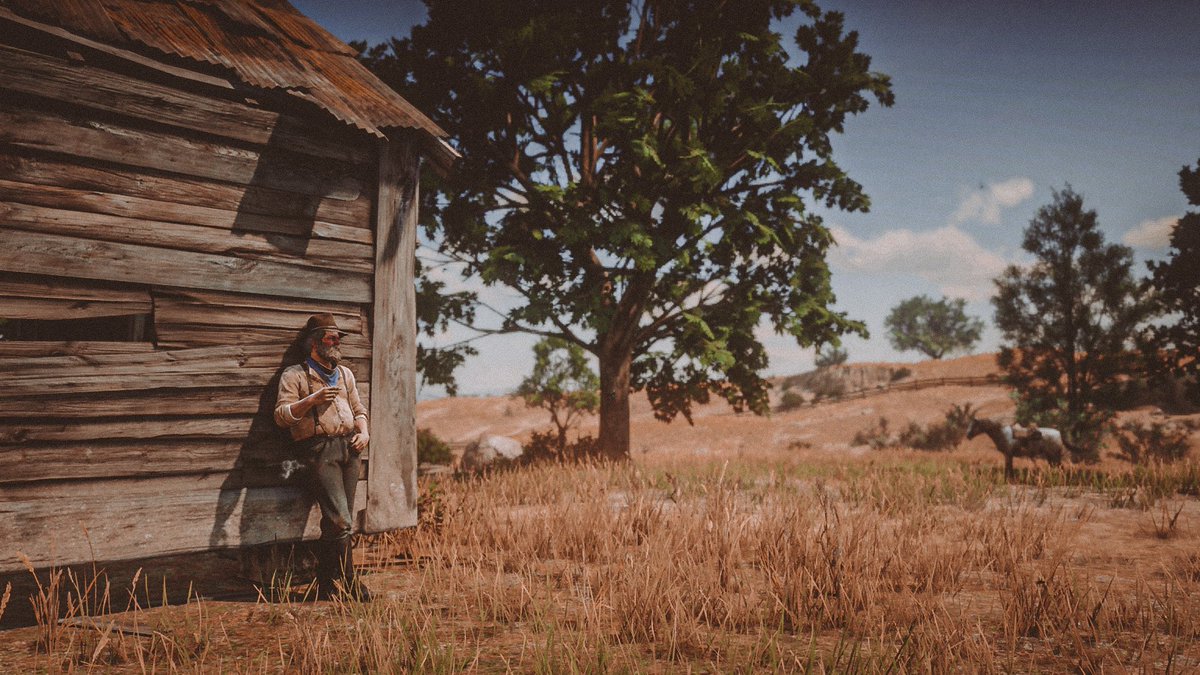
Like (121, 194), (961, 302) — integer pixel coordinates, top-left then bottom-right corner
(0, 105), (366, 201)
(0, 199), (374, 274)
(0, 229), (372, 303)
(0, 43), (374, 167)
(0, 475), (367, 572)
(0, 150), (371, 230)
(0, 274), (152, 320)
(150, 288), (365, 335)
(0, 178), (372, 246)
(0, 387), (266, 418)
(0, 387), (370, 419)
(0, 342), (154, 358)
(365, 138), (419, 533)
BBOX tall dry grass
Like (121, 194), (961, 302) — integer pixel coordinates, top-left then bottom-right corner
(14, 455), (1200, 672)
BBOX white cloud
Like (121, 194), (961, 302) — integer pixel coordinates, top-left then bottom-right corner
(948, 177), (1035, 226)
(1122, 215), (1178, 250)
(829, 224), (1007, 301)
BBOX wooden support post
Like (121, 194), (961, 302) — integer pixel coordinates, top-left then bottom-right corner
(364, 137), (418, 532)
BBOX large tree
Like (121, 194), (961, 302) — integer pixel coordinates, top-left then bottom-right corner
(884, 295), (984, 359)
(992, 187), (1150, 454)
(1144, 160), (1200, 402)
(362, 0), (892, 457)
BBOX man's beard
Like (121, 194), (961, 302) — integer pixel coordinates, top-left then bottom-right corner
(315, 341), (342, 365)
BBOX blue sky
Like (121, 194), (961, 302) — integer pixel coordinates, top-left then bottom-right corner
(292, 0), (1200, 398)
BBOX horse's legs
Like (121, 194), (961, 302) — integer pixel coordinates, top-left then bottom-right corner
(1005, 453), (1014, 481)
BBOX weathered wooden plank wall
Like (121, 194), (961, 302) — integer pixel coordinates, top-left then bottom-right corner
(0, 28), (408, 572)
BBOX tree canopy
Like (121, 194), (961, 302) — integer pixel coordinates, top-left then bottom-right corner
(992, 187), (1150, 454)
(1144, 159), (1200, 402)
(884, 295), (984, 360)
(361, 0), (892, 456)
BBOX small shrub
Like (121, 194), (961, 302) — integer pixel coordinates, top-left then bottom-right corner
(523, 429), (601, 464)
(853, 417), (893, 450)
(857, 404), (976, 452)
(889, 367), (913, 383)
(417, 427), (453, 465)
(776, 390), (806, 412)
(1114, 420), (1196, 464)
(898, 421), (960, 451)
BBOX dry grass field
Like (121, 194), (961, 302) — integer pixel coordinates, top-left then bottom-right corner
(2, 355), (1199, 672)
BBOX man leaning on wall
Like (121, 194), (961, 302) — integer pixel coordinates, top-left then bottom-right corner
(274, 313), (372, 601)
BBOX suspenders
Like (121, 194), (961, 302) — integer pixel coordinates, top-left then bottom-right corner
(304, 363), (347, 437)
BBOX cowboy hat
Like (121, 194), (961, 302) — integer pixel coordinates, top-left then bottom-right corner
(304, 312), (349, 335)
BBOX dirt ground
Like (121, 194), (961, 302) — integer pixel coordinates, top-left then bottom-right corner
(2, 354), (1198, 671)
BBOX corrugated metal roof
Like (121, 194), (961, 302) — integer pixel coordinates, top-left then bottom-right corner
(0, 0), (449, 148)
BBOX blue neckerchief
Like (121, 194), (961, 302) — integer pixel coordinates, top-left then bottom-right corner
(306, 357), (340, 388)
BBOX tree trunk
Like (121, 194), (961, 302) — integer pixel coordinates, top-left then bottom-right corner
(597, 345), (633, 460)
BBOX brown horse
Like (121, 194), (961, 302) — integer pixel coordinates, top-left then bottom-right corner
(966, 417), (1065, 480)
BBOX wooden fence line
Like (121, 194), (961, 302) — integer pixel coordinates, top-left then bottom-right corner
(812, 374), (1003, 404)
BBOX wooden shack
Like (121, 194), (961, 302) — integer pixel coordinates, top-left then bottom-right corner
(0, 0), (455, 573)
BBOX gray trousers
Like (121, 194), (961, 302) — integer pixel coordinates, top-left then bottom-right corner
(302, 435), (361, 542)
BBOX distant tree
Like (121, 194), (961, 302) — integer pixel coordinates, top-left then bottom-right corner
(359, 0), (892, 458)
(1143, 159), (1200, 402)
(884, 295), (984, 360)
(814, 344), (849, 369)
(992, 187), (1152, 456)
(516, 338), (600, 451)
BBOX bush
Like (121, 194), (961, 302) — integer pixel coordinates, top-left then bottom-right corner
(522, 429), (602, 464)
(1114, 420), (1197, 464)
(889, 367), (913, 383)
(852, 417), (893, 450)
(417, 427), (453, 465)
(776, 390), (806, 412)
(854, 404), (976, 452)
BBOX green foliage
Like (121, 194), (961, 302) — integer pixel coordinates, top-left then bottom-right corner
(417, 428), (453, 465)
(1143, 159), (1200, 403)
(1114, 420), (1197, 465)
(414, 265), (477, 395)
(360, 0), (892, 456)
(992, 187), (1152, 455)
(815, 345), (849, 369)
(884, 295), (984, 359)
(517, 338), (600, 452)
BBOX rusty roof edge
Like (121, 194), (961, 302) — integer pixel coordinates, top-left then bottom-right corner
(1, 4), (457, 168)
(0, 6), (237, 91)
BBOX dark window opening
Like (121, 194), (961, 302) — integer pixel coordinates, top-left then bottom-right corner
(0, 315), (152, 342)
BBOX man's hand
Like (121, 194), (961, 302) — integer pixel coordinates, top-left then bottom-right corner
(308, 386), (340, 406)
(350, 430), (370, 453)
